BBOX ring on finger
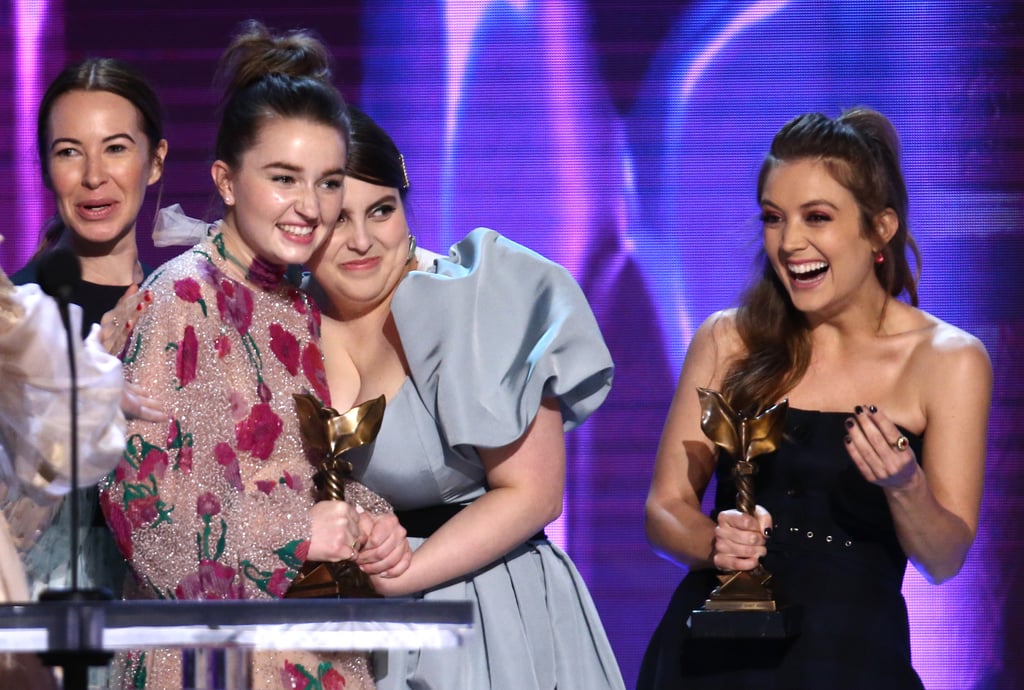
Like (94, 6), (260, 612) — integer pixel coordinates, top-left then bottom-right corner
(890, 435), (909, 452)
(350, 540), (360, 560)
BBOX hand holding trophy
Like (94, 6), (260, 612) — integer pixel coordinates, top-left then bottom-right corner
(285, 393), (388, 599)
(689, 387), (799, 638)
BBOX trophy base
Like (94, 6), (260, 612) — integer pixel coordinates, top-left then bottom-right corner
(284, 561), (379, 599)
(688, 605), (800, 639)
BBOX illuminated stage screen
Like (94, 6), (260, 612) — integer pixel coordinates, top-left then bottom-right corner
(2, 2), (1021, 688)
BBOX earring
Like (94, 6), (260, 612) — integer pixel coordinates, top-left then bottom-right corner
(223, 195), (233, 206)
(874, 251), (885, 265)
(407, 234), (417, 263)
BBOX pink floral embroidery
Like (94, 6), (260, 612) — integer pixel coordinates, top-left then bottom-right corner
(236, 403), (283, 460)
(165, 420), (179, 447)
(267, 568), (291, 598)
(247, 256), (286, 291)
(174, 560), (244, 600)
(281, 660), (310, 690)
(214, 442), (244, 491)
(322, 668), (346, 690)
(137, 448), (169, 482)
(196, 492), (221, 517)
(176, 325), (199, 388)
(214, 442), (235, 466)
(215, 334), (232, 358)
(216, 279), (254, 334)
(101, 492), (133, 560)
(301, 342), (331, 406)
(283, 470), (303, 492)
(295, 540), (310, 562)
(255, 480), (276, 495)
(178, 445), (194, 474)
(127, 495), (159, 529)
(269, 323), (301, 375)
(174, 277), (202, 303)
(198, 257), (219, 286)
(257, 380), (273, 403)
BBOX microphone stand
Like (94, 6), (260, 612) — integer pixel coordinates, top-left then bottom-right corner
(36, 249), (113, 690)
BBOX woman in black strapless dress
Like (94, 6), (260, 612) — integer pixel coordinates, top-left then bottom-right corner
(638, 108), (991, 689)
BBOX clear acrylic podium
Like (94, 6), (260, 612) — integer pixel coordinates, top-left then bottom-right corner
(0, 598), (474, 689)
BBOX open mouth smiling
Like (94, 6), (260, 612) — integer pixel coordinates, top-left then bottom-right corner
(787, 261), (829, 282)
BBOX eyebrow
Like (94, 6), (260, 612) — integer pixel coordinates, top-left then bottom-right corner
(371, 193), (399, 205)
(264, 162), (345, 178)
(49, 132), (137, 151)
(341, 192), (400, 214)
(760, 197), (840, 210)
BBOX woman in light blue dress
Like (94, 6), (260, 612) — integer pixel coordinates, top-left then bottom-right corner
(304, 107), (625, 690)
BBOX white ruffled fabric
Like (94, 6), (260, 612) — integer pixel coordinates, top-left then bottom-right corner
(0, 283), (124, 688)
(0, 284), (125, 503)
(151, 203), (213, 248)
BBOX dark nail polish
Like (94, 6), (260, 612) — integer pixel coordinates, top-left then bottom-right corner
(136, 303), (144, 311)
(845, 419), (854, 429)
(868, 404), (877, 414)
(764, 527), (773, 538)
(854, 405), (864, 415)
(844, 435), (852, 444)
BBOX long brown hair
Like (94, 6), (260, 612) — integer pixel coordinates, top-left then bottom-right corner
(721, 108), (921, 415)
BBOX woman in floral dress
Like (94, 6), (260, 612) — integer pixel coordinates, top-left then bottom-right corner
(100, 22), (408, 690)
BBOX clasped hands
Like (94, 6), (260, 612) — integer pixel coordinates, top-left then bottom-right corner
(308, 500), (412, 581)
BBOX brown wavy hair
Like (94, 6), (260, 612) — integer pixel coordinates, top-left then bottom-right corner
(721, 108), (921, 415)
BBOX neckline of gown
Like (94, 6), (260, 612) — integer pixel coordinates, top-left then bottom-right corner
(786, 407), (923, 442)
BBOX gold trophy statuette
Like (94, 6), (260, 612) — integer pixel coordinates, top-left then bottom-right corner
(284, 393), (386, 599)
(689, 387), (798, 638)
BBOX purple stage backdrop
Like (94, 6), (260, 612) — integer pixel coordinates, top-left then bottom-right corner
(2, 2), (1022, 688)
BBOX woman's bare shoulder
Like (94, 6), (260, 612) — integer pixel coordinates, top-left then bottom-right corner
(694, 308), (744, 357)
(908, 310), (992, 390)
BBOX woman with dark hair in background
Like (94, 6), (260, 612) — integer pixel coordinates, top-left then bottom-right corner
(304, 107), (625, 690)
(100, 23), (408, 689)
(13, 57), (167, 333)
(638, 108), (991, 688)
(1, 58), (167, 635)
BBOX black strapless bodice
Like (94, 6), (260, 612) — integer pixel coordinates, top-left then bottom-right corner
(638, 409), (926, 690)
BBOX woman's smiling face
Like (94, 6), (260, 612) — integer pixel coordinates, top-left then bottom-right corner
(213, 116), (347, 269)
(760, 157), (888, 319)
(308, 176), (411, 318)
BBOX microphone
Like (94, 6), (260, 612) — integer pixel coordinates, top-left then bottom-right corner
(36, 249), (113, 689)
(36, 248), (84, 593)
(37, 247), (81, 310)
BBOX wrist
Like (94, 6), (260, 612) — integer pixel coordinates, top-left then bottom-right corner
(887, 462), (927, 499)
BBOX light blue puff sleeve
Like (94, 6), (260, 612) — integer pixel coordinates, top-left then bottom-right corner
(391, 228), (613, 450)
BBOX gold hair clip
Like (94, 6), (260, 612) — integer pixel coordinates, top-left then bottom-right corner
(398, 153), (410, 190)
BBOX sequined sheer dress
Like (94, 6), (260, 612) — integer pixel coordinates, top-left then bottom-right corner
(637, 409), (926, 690)
(101, 234), (378, 690)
